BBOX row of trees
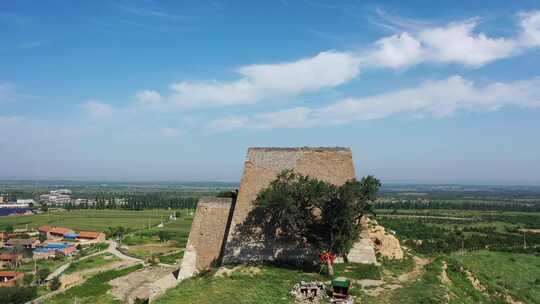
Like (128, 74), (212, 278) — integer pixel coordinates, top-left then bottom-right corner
(376, 200), (540, 212)
(378, 218), (540, 255)
(62, 195), (198, 211)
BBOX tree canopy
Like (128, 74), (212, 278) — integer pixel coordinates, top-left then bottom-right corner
(251, 170), (380, 258)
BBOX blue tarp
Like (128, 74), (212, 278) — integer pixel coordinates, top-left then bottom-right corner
(42, 243), (72, 249)
(33, 249), (50, 253)
(63, 233), (78, 239)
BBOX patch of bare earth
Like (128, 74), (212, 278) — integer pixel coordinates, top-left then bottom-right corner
(397, 256), (430, 283)
(365, 218), (404, 260)
(439, 261), (451, 301)
(359, 256), (431, 298)
(108, 266), (179, 303)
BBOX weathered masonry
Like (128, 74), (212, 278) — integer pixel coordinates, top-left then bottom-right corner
(180, 147), (357, 276)
(179, 197), (235, 277)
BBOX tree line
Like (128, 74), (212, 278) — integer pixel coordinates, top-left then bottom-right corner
(62, 194), (198, 210)
(378, 218), (540, 255)
(376, 199), (540, 212)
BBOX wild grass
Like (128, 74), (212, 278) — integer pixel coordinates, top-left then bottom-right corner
(45, 264), (143, 304)
(64, 253), (120, 275)
(450, 251), (540, 304)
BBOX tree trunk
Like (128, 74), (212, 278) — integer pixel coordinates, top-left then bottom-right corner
(327, 259), (334, 276)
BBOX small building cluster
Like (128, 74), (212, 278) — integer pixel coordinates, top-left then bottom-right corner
(39, 189), (72, 205)
(0, 225), (107, 267)
(38, 225), (106, 244)
(32, 243), (77, 260)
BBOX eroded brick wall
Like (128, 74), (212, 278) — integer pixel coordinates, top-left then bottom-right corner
(222, 147), (356, 264)
(183, 197), (233, 271)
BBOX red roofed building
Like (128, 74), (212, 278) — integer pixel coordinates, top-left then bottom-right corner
(77, 231), (106, 243)
(38, 225), (75, 240)
(0, 271), (24, 287)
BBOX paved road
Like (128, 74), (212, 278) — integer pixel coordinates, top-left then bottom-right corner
(47, 263), (71, 281)
(46, 241), (140, 281)
(107, 240), (143, 262)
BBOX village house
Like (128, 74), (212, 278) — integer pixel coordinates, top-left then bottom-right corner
(4, 238), (40, 249)
(0, 271), (24, 287)
(33, 243), (77, 260)
(77, 231), (106, 243)
(0, 253), (23, 268)
(38, 225), (75, 240)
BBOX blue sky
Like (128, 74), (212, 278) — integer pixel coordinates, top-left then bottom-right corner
(1, 0), (540, 184)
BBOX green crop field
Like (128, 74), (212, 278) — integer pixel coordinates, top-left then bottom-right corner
(0, 209), (194, 232)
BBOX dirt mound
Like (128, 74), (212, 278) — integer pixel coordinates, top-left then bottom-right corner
(364, 218), (403, 260)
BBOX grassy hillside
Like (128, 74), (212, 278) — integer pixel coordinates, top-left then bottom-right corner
(448, 251), (540, 304)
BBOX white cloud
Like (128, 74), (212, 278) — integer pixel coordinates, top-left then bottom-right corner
(207, 76), (540, 131)
(170, 79), (258, 107)
(81, 101), (113, 118)
(139, 11), (540, 109)
(367, 20), (518, 68)
(135, 90), (163, 106)
(160, 127), (183, 137)
(519, 11), (540, 46)
(237, 51), (361, 93)
(419, 21), (518, 66)
(367, 32), (423, 69)
(168, 51), (361, 108)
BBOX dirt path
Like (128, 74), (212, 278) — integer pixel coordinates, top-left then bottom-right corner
(398, 256), (431, 282)
(108, 240), (143, 262)
(358, 256), (431, 299)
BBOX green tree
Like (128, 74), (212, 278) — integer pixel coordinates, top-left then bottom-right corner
(157, 230), (170, 242)
(251, 170), (380, 275)
(37, 268), (50, 284)
(23, 273), (34, 286)
(5, 224), (14, 233)
(49, 276), (61, 291)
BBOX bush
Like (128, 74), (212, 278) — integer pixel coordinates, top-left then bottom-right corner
(50, 276), (61, 290)
(37, 268), (50, 283)
(23, 273), (34, 286)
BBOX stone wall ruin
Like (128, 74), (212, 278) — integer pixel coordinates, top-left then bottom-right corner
(180, 147), (385, 277)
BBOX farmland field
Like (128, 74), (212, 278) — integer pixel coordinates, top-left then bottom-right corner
(0, 209), (194, 233)
(3, 183), (540, 303)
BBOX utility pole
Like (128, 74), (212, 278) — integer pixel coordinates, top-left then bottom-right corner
(523, 231), (527, 249)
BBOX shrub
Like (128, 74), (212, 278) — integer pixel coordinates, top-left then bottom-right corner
(50, 276), (61, 291)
